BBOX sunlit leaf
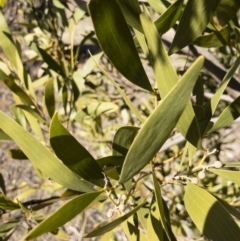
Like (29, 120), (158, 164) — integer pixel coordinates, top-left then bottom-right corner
(184, 181), (240, 241)
(119, 56), (204, 183)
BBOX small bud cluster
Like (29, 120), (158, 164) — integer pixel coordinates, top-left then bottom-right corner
(198, 161), (223, 179)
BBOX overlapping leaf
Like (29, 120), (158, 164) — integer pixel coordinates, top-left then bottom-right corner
(119, 56), (204, 183)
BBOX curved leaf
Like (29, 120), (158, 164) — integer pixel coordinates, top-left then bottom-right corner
(23, 191), (102, 240)
(50, 112), (104, 187)
(169, 0), (220, 54)
(184, 181), (240, 241)
(0, 111), (94, 192)
(119, 56), (204, 183)
(44, 78), (55, 118)
(88, 0), (153, 92)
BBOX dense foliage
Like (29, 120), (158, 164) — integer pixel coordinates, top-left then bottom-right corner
(0, 0), (240, 240)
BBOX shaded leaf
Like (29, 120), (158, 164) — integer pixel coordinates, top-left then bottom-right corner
(0, 172), (6, 194)
(193, 26), (230, 47)
(209, 96), (240, 133)
(88, 0), (153, 92)
(0, 193), (19, 210)
(112, 126), (139, 156)
(8, 149), (28, 160)
(0, 111), (95, 192)
(44, 78), (55, 118)
(119, 56), (204, 183)
(154, 0), (184, 35)
(169, 0), (220, 54)
(23, 191), (102, 240)
(97, 156), (125, 168)
(0, 221), (19, 237)
(184, 181), (240, 241)
(50, 112), (104, 187)
(84, 199), (146, 237)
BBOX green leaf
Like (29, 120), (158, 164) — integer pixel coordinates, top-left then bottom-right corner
(23, 191), (102, 241)
(0, 193), (19, 210)
(116, 0), (142, 32)
(148, 0), (167, 14)
(209, 168), (240, 186)
(112, 126), (139, 156)
(152, 171), (170, 239)
(0, 221), (19, 237)
(84, 199), (146, 238)
(223, 162), (240, 168)
(169, 0), (221, 54)
(37, 46), (66, 77)
(154, 0), (184, 35)
(119, 56), (204, 183)
(88, 0), (153, 92)
(97, 156), (125, 168)
(0, 172), (6, 194)
(0, 0), (6, 8)
(199, 56), (240, 135)
(193, 26), (230, 47)
(140, 7), (201, 148)
(44, 78), (55, 118)
(209, 96), (240, 133)
(0, 129), (12, 141)
(214, 0), (240, 27)
(50, 112), (104, 187)
(8, 149), (28, 160)
(184, 181), (240, 241)
(0, 111), (95, 192)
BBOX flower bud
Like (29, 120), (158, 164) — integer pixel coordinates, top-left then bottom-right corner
(198, 171), (206, 179)
(191, 177), (198, 184)
(213, 161), (222, 169)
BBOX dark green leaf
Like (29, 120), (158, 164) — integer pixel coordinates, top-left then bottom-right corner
(0, 193), (19, 210)
(0, 221), (19, 237)
(0, 172), (6, 194)
(119, 56), (204, 183)
(23, 191), (102, 240)
(8, 149), (28, 160)
(169, 0), (221, 54)
(84, 199), (146, 237)
(88, 0), (153, 92)
(184, 181), (240, 241)
(50, 112), (104, 187)
(112, 126), (139, 156)
(44, 78), (55, 118)
(97, 156), (125, 168)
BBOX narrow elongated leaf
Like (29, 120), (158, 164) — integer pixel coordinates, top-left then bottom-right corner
(0, 193), (19, 210)
(199, 56), (240, 135)
(154, 0), (184, 35)
(50, 112), (104, 187)
(88, 0), (153, 92)
(112, 127), (139, 156)
(209, 96), (240, 133)
(44, 78), (55, 118)
(148, 0), (167, 14)
(209, 169), (240, 186)
(84, 199), (146, 237)
(184, 181), (240, 241)
(0, 111), (95, 192)
(116, 0), (142, 32)
(169, 0), (221, 54)
(0, 221), (19, 237)
(140, 7), (201, 148)
(152, 172), (170, 239)
(193, 26), (230, 47)
(119, 56), (204, 183)
(23, 191), (102, 240)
